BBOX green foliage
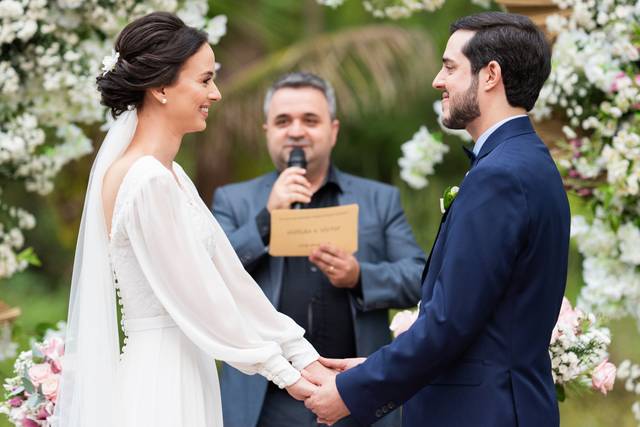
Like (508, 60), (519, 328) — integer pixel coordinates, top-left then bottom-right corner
(557, 383), (566, 402)
(16, 248), (40, 268)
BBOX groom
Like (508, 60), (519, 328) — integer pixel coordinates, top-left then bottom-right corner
(304, 12), (571, 427)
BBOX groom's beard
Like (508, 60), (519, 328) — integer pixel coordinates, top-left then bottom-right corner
(443, 75), (481, 130)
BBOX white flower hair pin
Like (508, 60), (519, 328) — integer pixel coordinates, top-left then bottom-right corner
(101, 50), (120, 76)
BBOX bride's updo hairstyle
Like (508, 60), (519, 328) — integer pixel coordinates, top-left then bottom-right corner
(97, 11), (208, 118)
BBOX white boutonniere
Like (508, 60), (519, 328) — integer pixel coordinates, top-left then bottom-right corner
(439, 186), (459, 214)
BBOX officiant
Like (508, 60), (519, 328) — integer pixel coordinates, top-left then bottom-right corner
(211, 72), (424, 427)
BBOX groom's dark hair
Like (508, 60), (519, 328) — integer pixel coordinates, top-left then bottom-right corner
(450, 12), (551, 111)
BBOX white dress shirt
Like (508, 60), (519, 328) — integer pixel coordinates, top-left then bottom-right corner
(473, 114), (528, 156)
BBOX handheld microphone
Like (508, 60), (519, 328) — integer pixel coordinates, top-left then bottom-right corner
(287, 147), (306, 209)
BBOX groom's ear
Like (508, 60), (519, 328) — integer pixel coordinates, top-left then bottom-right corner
(482, 60), (502, 92)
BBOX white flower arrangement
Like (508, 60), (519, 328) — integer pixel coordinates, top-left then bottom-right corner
(315, 0), (490, 19)
(398, 125), (449, 189)
(532, 0), (640, 421)
(549, 297), (615, 400)
(618, 360), (640, 422)
(0, 0), (226, 280)
(316, 0), (346, 8)
(390, 297), (617, 402)
(0, 322), (66, 427)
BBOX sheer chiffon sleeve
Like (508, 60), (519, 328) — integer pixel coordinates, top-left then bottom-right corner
(174, 164), (320, 371)
(122, 166), (315, 388)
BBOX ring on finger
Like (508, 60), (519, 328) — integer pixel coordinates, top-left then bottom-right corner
(329, 265), (335, 273)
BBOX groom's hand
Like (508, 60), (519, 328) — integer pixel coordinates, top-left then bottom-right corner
(309, 244), (360, 289)
(303, 371), (350, 426)
(318, 356), (366, 372)
(304, 360), (338, 383)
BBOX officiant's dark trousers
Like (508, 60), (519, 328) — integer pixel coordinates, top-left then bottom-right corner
(257, 384), (365, 427)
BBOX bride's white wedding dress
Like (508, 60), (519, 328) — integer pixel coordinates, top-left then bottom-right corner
(107, 155), (318, 426)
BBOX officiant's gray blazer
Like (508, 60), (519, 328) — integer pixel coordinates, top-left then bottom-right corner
(211, 167), (425, 427)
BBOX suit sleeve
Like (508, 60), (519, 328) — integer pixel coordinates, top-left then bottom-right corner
(211, 186), (270, 272)
(355, 187), (425, 311)
(336, 165), (529, 425)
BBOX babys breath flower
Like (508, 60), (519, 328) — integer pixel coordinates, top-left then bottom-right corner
(398, 125), (449, 189)
(206, 15), (227, 45)
(470, 0), (492, 8)
(0, 0), (23, 19)
(101, 50), (119, 76)
(618, 222), (640, 266)
(316, 0), (346, 7)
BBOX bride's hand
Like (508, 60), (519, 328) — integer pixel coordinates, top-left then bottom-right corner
(318, 356), (366, 372)
(285, 376), (318, 401)
(302, 360), (338, 385)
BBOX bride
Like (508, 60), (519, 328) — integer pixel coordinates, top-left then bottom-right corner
(55, 11), (329, 427)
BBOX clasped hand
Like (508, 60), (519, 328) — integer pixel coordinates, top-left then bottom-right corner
(285, 357), (365, 425)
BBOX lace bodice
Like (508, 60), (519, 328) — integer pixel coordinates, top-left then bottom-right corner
(108, 161), (214, 320)
(103, 156), (318, 388)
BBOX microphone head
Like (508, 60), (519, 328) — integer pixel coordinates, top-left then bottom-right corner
(287, 147), (307, 169)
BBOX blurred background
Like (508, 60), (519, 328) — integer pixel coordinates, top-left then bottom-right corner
(1, 0), (639, 426)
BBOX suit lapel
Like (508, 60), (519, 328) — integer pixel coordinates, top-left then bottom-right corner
(420, 117), (535, 285)
(335, 169), (356, 210)
(474, 116), (535, 165)
(420, 205), (450, 284)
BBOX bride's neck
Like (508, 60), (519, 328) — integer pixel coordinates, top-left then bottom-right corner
(128, 108), (183, 169)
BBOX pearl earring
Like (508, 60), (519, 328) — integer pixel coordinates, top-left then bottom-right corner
(161, 98), (167, 104)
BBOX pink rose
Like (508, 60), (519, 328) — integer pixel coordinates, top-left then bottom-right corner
(8, 397), (23, 407)
(21, 418), (38, 427)
(551, 297), (579, 342)
(28, 363), (53, 387)
(610, 72), (631, 93)
(390, 310), (418, 338)
(41, 375), (59, 403)
(557, 297), (580, 329)
(36, 406), (49, 420)
(42, 337), (64, 360)
(592, 359), (616, 395)
(558, 297), (572, 317)
(50, 359), (62, 374)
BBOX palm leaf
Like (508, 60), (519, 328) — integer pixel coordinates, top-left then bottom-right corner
(194, 25), (438, 201)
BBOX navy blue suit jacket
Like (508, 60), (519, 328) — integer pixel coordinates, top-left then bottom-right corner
(336, 117), (570, 427)
(212, 167), (425, 427)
